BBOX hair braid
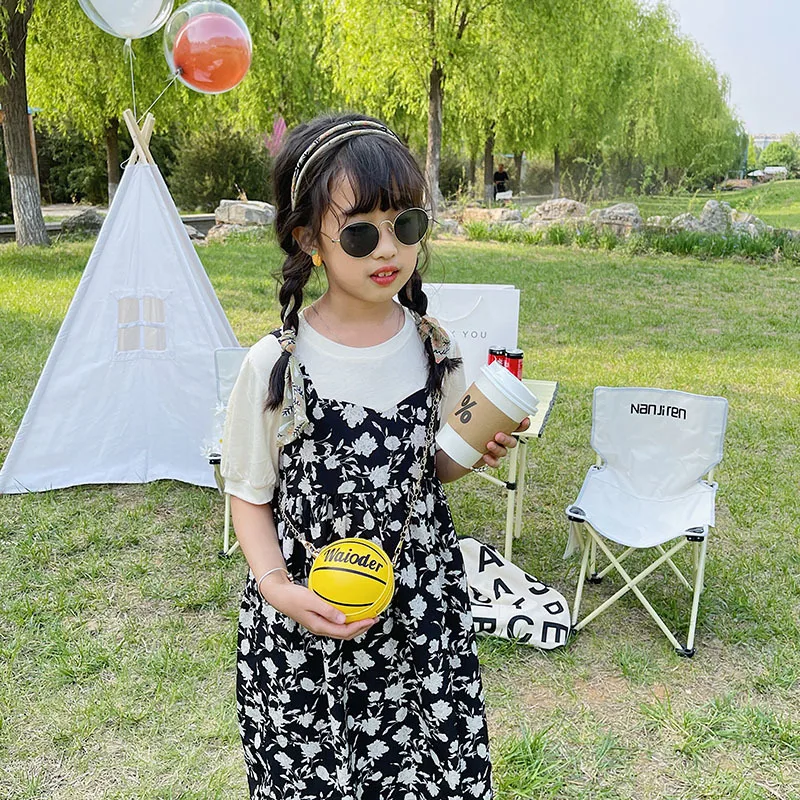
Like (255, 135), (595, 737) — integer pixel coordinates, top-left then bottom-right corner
(398, 266), (461, 395)
(265, 251), (314, 410)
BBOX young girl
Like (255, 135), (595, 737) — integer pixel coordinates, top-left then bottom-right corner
(222, 111), (527, 800)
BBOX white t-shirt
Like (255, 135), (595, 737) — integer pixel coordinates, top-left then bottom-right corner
(221, 307), (466, 505)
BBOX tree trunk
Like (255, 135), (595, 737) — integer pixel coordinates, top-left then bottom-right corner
(467, 153), (476, 191)
(553, 146), (561, 199)
(105, 117), (120, 206)
(513, 152), (523, 193)
(425, 60), (444, 212)
(0, 0), (48, 247)
(483, 132), (495, 204)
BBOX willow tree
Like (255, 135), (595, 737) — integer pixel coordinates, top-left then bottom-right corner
(609, 2), (742, 189)
(28, 1), (185, 202)
(28, 0), (333, 202)
(324, 0), (496, 207)
(0, 0), (48, 245)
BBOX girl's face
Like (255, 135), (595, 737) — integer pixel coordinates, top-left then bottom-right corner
(314, 176), (419, 307)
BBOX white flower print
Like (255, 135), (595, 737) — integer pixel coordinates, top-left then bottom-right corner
(353, 432), (378, 457)
(385, 682), (405, 702)
(342, 404), (367, 427)
(361, 717), (381, 736)
(286, 650), (307, 669)
(409, 594), (427, 619)
(398, 766), (417, 784)
(353, 651), (375, 671)
(299, 439), (317, 463)
(393, 725), (412, 745)
(369, 464), (390, 488)
(236, 378), (492, 799)
(367, 741), (389, 759)
(333, 514), (351, 536)
(423, 672), (444, 694)
(410, 424), (426, 448)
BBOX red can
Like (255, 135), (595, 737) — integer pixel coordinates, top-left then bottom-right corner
(505, 348), (524, 379)
(488, 346), (507, 367)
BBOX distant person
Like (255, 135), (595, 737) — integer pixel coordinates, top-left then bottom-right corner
(493, 163), (510, 199)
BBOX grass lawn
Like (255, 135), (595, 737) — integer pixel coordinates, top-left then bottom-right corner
(591, 179), (800, 229)
(1, 237), (799, 799)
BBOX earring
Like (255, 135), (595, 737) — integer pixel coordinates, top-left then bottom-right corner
(311, 249), (322, 267)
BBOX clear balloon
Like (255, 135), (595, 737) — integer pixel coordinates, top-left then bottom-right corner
(79, 0), (175, 40)
(164, 1), (252, 95)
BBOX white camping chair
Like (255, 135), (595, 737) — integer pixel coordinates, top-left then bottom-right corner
(209, 347), (249, 556)
(566, 387), (728, 656)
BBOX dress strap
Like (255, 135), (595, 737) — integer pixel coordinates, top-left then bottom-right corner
(271, 327), (310, 447)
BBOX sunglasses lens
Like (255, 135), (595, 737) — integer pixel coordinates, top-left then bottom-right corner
(394, 208), (429, 245)
(339, 222), (380, 258)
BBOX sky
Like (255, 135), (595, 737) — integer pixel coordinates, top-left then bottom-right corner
(665, 0), (799, 135)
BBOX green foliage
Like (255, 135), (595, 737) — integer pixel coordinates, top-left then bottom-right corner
(545, 224), (571, 246)
(35, 125), (107, 205)
(167, 127), (272, 213)
(758, 141), (799, 173)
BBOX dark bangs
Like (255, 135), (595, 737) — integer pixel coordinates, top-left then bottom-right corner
(330, 134), (427, 217)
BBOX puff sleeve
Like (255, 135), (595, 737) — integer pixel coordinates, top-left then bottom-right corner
(220, 336), (283, 505)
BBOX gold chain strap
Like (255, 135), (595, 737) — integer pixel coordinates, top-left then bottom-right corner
(280, 395), (441, 568)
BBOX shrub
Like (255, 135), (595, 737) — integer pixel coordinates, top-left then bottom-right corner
(168, 126), (272, 212)
(574, 227), (598, 248)
(545, 224), (571, 246)
(464, 221), (490, 241)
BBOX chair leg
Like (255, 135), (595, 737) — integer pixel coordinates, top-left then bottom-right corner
(572, 521), (591, 626)
(575, 532), (685, 652)
(685, 538), (708, 654)
(220, 493), (240, 557)
(588, 535), (600, 582)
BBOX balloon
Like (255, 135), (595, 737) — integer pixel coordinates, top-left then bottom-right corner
(164, 1), (252, 95)
(79, 0), (174, 40)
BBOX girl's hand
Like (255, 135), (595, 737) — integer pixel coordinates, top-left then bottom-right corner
(481, 416), (531, 469)
(260, 581), (377, 640)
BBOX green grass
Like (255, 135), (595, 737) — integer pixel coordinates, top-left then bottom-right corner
(594, 179), (800, 229)
(1, 238), (799, 798)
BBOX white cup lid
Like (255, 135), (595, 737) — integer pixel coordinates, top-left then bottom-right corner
(480, 361), (539, 416)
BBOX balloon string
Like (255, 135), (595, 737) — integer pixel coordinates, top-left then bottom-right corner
(137, 70), (182, 127)
(125, 39), (137, 120)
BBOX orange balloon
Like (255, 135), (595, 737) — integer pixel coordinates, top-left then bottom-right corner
(173, 12), (251, 94)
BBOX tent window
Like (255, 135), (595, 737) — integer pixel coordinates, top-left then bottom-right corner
(117, 296), (167, 353)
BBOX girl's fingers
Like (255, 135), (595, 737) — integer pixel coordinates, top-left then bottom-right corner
(304, 613), (376, 639)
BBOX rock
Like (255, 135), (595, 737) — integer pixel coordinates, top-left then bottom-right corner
(61, 208), (104, 233)
(669, 213), (703, 232)
(184, 224), (205, 241)
(698, 200), (733, 234)
(214, 199), (276, 226)
(645, 215), (671, 230)
(461, 207), (522, 224)
(731, 209), (769, 234)
(432, 218), (464, 238)
(530, 198), (589, 221)
(206, 223), (251, 242)
(589, 203), (642, 236)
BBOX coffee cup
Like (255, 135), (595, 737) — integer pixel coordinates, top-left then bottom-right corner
(436, 361), (539, 469)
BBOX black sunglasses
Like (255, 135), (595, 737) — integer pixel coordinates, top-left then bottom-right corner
(322, 207), (431, 259)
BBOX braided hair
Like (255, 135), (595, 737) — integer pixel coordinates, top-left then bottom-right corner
(266, 111), (460, 410)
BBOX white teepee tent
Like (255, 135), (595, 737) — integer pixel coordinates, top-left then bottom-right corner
(0, 112), (239, 494)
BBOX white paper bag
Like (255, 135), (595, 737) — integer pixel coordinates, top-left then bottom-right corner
(422, 283), (520, 385)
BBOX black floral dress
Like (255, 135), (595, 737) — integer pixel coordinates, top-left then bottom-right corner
(236, 363), (493, 800)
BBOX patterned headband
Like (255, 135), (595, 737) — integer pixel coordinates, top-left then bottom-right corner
(290, 120), (403, 210)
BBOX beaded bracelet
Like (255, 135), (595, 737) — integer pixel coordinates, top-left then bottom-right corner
(256, 566), (292, 592)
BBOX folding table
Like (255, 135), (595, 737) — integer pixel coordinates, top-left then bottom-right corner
(474, 379), (558, 561)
